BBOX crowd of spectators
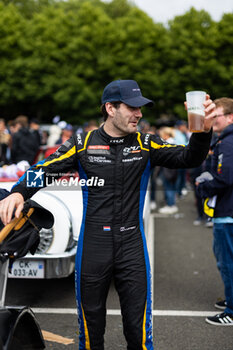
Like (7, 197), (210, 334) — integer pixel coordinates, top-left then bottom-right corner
(0, 115), (99, 178)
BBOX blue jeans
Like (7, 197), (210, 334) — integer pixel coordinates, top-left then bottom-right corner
(175, 168), (186, 197)
(162, 177), (176, 206)
(213, 223), (233, 314)
(150, 169), (156, 202)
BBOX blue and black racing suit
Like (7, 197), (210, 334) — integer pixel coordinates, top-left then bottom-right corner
(11, 125), (212, 349)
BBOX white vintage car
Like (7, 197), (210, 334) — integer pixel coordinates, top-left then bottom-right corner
(1, 179), (83, 279)
(0, 178), (150, 280)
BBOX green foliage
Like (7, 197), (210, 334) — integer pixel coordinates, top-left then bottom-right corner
(103, 0), (134, 18)
(1, 0), (55, 17)
(214, 13), (233, 98)
(164, 8), (219, 119)
(0, 1), (232, 125)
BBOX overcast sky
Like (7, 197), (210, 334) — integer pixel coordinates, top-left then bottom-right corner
(131, 0), (233, 23)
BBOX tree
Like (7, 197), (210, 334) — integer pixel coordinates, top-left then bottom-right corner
(163, 8), (219, 119)
(0, 0), (164, 123)
(1, 0), (55, 17)
(0, 1), (232, 124)
(214, 13), (233, 98)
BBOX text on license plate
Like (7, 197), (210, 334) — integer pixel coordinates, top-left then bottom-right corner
(8, 260), (44, 279)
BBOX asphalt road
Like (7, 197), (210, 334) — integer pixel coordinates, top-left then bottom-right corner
(4, 190), (233, 350)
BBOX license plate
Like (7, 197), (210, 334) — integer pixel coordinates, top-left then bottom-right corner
(8, 260), (44, 279)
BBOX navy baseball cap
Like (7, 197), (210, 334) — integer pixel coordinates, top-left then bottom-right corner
(101, 80), (154, 107)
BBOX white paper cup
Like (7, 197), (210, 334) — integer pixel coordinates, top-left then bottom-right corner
(186, 91), (206, 132)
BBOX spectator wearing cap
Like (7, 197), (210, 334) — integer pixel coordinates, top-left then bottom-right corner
(83, 120), (99, 132)
(139, 119), (151, 133)
(174, 120), (189, 145)
(56, 123), (74, 145)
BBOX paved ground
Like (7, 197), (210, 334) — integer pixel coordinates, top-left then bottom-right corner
(4, 189), (233, 349)
(152, 189), (233, 350)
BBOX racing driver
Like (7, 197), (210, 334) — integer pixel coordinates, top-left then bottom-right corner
(0, 80), (217, 350)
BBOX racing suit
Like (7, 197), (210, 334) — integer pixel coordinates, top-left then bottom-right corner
(11, 125), (212, 350)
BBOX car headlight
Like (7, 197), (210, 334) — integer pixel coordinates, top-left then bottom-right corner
(36, 227), (54, 253)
